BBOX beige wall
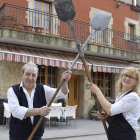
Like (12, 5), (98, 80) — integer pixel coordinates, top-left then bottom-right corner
(118, 0), (132, 5)
(0, 60), (23, 99)
(114, 73), (120, 97)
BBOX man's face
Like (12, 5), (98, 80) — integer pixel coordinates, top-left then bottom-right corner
(22, 66), (38, 90)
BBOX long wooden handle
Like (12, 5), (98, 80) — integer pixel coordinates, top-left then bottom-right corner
(68, 20), (108, 137)
(28, 79), (66, 140)
(81, 57), (108, 137)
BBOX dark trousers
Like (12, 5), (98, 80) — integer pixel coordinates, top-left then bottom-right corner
(10, 138), (42, 140)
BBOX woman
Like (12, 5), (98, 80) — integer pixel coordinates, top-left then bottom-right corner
(89, 67), (140, 140)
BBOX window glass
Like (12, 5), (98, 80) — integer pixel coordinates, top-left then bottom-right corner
(41, 76), (45, 84)
(91, 72), (112, 97)
(41, 66), (45, 75)
(47, 76), (51, 87)
(37, 65), (57, 88)
(48, 66), (51, 75)
(34, 0), (51, 31)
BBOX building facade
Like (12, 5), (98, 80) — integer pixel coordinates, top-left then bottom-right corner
(0, 0), (140, 119)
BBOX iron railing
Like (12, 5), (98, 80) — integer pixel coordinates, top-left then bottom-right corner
(0, 3), (140, 53)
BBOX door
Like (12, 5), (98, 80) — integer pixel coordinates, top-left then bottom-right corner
(68, 75), (79, 117)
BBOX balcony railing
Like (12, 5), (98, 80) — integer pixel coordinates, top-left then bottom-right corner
(0, 3), (140, 53)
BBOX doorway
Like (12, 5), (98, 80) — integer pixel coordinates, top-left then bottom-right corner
(68, 75), (79, 117)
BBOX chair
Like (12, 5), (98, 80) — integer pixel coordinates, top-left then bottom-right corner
(63, 105), (77, 129)
(45, 102), (62, 130)
(3, 102), (11, 128)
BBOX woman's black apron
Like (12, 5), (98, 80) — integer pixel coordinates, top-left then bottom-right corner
(107, 90), (137, 140)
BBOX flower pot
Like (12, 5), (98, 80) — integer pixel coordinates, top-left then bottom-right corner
(16, 23), (24, 30)
(24, 25), (33, 32)
(34, 27), (43, 33)
(89, 109), (99, 120)
(2, 16), (16, 27)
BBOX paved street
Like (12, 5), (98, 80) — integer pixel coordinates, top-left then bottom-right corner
(0, 118), (140, 140)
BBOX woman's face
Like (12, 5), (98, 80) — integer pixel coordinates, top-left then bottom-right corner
(121, 72), (137, 90)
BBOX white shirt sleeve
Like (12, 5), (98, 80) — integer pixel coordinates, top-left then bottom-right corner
(7, 87), (28, 120)
(111, 93), (137, 116)
(43, 85), (68, 103)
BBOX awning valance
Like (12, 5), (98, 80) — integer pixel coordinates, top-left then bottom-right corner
(86, 56), (134, 73)
(0, 45), (92, 71)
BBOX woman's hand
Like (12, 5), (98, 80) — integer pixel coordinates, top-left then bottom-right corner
(88, 82), (102, 95)
(97, 111), (107, 121)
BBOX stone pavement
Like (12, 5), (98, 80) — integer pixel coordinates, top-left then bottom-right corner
(0, 118), (140, 140)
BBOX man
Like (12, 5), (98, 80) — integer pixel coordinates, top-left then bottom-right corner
(7, 61), (72, 140)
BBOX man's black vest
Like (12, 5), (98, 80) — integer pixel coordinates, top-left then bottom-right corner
(107, 90), (136, 140)
(10, 84), (46, 139)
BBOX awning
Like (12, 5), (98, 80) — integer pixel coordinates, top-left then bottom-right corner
(0, 45), (136, 73)
(86, 56), (135, 73)
(0, 45), (92, 71)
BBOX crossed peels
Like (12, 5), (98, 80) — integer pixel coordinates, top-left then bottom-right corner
(28, 0), (111, 139)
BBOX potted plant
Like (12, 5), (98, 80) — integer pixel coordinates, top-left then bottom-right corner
(57, 98), (66, 107)
(89, 102), (102, 120)
(24, 25), (33, 32)
(34, 27), (43, 33)
(2, 15), (16, 27)
(16, 23), (24, 30)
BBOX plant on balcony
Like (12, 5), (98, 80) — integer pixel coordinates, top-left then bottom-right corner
(34, 27), (43, 33)
(16, 22), (24, 30)
(1, 15), (17, 27)
(24, 25), (33, 32)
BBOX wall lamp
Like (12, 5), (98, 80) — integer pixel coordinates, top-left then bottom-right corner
(116, 1), (120, 8)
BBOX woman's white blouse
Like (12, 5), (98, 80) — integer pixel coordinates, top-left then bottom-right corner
(111, 91), (140, 132)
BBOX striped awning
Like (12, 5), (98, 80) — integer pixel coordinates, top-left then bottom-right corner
(0, 45), (136, 73)
(0, 45), (92, 71)
(86, 56), (134, 73)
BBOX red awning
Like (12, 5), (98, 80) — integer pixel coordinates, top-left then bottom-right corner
(0, 45), (91, 71)
(86, 56), (135, 73)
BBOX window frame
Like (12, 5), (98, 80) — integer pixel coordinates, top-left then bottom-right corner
(91, 71), (112, 98)
(33, 0), (52, 33)
(128, 24), (135, 41)
(37, 65), (57, 88)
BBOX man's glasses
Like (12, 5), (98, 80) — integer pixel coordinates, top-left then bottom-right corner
(123, 74), (137, 80)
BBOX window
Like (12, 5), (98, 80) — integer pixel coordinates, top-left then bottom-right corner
(129, 24), (135, 41)
(94, 30), (106, 44)
(37, 66), (57, 88)
(33, 0), (52, 32)
(91, 72), (112, 97)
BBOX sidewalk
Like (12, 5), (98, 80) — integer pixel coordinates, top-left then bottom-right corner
(0, 118), (140, 140)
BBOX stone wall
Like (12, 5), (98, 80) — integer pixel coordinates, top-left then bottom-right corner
(0, 60), (23, 99)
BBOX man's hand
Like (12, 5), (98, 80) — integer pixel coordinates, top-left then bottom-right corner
(38, 106), (51, 116)
(62, 71), (72, 82)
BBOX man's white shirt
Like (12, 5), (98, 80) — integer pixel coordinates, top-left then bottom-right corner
(7, 82), (68, 124)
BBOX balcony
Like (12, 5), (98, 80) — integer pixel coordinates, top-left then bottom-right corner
(0, 3), (140, 61)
